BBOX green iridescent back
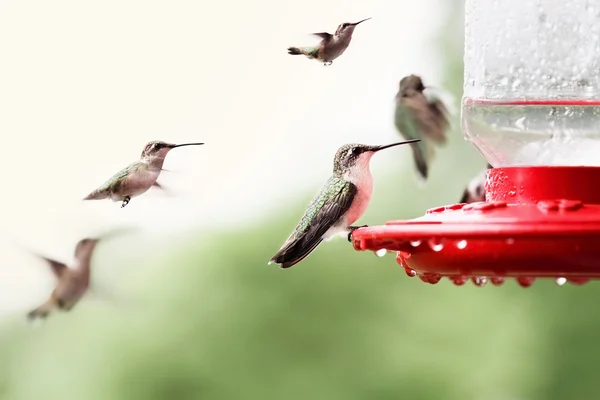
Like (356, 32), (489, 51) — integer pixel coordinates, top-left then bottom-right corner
(292, 176), (351, 236)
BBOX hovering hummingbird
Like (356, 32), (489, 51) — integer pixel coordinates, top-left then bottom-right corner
(83, 140), (204, 208)
(269, 139), (420, 268)
(26, 232), (118, 321)
(287, 18), (371, 66)
(459, 163), (492, 204)
(394, 74), (451, 181)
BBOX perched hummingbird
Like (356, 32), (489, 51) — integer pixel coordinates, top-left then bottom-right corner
(459, 163), (492, 204)
(84, 140), (204, 208)
(269, 139), (420, 268)
(394, 74), (451, 181)
(287, 18), (371, 66)
(27, 237), (100, 321)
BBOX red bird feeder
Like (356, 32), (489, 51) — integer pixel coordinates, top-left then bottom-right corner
(351, 1), (600, 287)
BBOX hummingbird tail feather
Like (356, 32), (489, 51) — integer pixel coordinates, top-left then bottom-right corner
(270, 237), (323, 268)
(287, 47), (304, 55)
(83, 190), (109, 201)
(410, 143), (429, 181)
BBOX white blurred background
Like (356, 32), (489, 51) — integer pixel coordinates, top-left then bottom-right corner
(0, 0), (446, 316)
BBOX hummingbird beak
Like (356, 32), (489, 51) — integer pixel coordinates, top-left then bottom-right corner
(370, 139), (420, 152)
(169, 142), (205, 149)
(351, 17), (371, 26)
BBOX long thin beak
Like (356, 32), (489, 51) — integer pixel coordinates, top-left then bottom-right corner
(169, 142), (204, 149)
(371, 139), (420, 152)
(351, 17), (371, 26)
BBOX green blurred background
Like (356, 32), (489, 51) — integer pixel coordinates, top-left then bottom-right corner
(1, 2), (598, 400)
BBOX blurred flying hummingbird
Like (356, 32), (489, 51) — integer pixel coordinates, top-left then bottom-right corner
(269, 139), (420, 268)
(83, 140), (204, 208)
(459, 163), (492, 204)
(287, 18), (371, 66)
(394, 74), (451, 181)
(26, 230), (127, 321)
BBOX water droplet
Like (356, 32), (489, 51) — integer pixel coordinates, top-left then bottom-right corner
(419, 273), (441, 284)
(517, 277), (535, 287)
(556, 277), (567, 286)
(506, 238), (515, 245)
(375, 249), (387, 257)
(568, 277), (590, 285)
(515, 116), (526, 130)
(428, 238), (444, 252)
(396, 252), (415, 277)
(472, 276), (488, 287)
(409, 240), (422, 247)
(450, 276), (468, 286)
(456, 240), (468, 250)
(490, 277), (505, 286)
(403, 266), (417, 277)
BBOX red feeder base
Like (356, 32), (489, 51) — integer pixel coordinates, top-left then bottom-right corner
(352, 166), (600, 287)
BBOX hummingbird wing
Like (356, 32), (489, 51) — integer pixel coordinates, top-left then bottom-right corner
(395, 90), (451, 181)
(398, 90), (450, 145)
(270, 177), (357, 268)
(35, 255), (68, 279)
(83, 161), (144, 200)
(311, 32), (332, 42)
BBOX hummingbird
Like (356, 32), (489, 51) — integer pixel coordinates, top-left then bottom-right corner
(459, 163), (492, 204)
(83, 140), (204, 208)
(394, 74), (451, 181)
(26, 234), (112, 321)
(269, 139), (420, 268)
(287, 18), (371, 66)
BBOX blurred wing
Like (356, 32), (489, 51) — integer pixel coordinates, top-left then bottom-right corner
(399, 92), (449, 145)
(271, 178), (357, 267)
(311, 32), (332, 41)
(424, 87), (457, 116)
(37, 256), (67, 279)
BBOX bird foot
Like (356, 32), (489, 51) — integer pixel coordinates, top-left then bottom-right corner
(347, 225), (368, 242)
(27, 309), (49, 322)
(323, 61), (332, 66)
(121, 196), (131, 208)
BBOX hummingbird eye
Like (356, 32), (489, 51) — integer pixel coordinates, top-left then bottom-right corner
(342, 23), (349, 28)
(351, 147), (361, 155)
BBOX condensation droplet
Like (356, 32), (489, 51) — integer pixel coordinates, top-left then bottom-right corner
(490, 277), (505, 286)
(428, 238), (444, 252)
(409, 240), (422, 247)
(375, 249), (387, 257)
(472, 276), (488, 287)
(556, 277), (567, 286)
(456, 240), (468, 250)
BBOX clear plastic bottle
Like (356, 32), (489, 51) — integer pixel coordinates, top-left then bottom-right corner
(462, 0), (600, 166)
